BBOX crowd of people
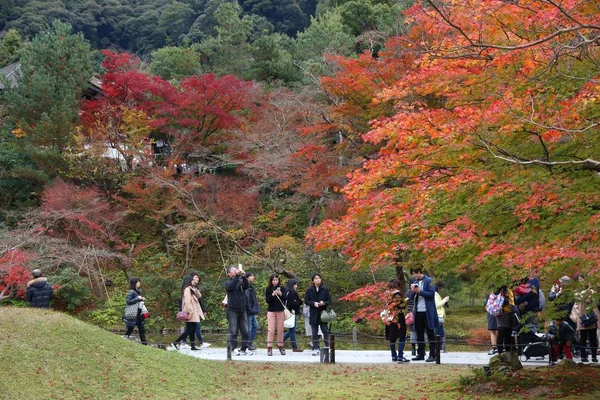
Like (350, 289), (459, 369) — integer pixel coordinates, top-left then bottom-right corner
(485, 274), (600, 365)
(118, 265), (334, 357)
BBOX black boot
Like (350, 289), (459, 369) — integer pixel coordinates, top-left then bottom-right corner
(191, 342), (200, 351)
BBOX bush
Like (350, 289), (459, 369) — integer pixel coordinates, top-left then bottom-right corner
(52, 267), (91, 310)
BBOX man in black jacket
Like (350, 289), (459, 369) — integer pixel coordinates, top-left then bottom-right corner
(25, 269), (53, 308)
(225, 265), (252, 355)
(245, 272), (260, 351)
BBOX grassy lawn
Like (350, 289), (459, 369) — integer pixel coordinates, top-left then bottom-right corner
(0, 307), (470, 399)
(3, 307), (600, 399)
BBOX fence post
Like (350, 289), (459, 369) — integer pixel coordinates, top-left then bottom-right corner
(352, 327), (357, 350)
(435, 335), (441, 364)
(330, 334), (335, 364)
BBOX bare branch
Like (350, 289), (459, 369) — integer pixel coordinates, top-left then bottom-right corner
(478, 137), (600, 172)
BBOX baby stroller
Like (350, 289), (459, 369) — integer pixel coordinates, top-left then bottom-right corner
(518, 325), (550, 362)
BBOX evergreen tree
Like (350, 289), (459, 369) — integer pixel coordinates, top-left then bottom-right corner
(3, 20), (93, 177)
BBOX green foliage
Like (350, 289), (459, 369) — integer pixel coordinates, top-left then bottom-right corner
(0, 29), (24, 66)
(3, 20), (93, 177)
(89, 293), (126, 328)
(295, 11), (355, 61)
(195, 1), (253, 77)
(240, 0), (309, 37)
(52, 267), (91, 310)
(249, 33), (301, 83)
(150, 46), (202, 80)
(0, 128), (48, 209)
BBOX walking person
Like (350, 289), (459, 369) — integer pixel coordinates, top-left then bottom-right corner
(25, 269), (53, 308)
(172, 276), (202, 351)
(225, 265), (252, 355)
(190, 272), (210, 349)
(435, 280), (449, 353)
(265, 274), (287, 356)
(382, 278), (409, 363)
(304, 273), (332, 356)
(123, 277), (147, 345)
(485, 287), (499, 355)
(245, 272), (260, 351)
(283, 278), (304, 352)
(408, 267), (438, 362)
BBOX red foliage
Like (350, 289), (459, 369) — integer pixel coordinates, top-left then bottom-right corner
(0, 249), (35, 299)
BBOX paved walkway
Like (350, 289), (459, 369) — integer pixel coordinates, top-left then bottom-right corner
(166, 346), (551, 366)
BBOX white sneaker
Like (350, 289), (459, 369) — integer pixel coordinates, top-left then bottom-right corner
(180, 343), (191, 350)
(234, 349), (253, 356)
(201, 342), (212, 349)
(312, 350), (319, 356)
(234, 349), (241, 356)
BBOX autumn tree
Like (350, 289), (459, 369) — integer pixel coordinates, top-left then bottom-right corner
(308, 0), (600, 320)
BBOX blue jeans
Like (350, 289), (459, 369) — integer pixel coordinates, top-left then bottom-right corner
(283, 320), (298, 350)
(247, 314), (258, 344)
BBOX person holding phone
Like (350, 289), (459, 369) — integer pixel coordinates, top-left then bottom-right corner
(408, 267), (439, 362)
(265, 274), (287, 356)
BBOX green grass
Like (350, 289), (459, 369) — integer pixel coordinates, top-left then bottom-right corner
(0, 307), (476, 399)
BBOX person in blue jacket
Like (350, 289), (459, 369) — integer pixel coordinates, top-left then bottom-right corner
(408, 267), (438, 362)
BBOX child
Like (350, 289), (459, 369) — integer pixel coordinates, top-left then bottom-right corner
(547, 318), (575, 364)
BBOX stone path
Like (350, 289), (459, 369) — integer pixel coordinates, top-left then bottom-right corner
(166, 346), (552, 366)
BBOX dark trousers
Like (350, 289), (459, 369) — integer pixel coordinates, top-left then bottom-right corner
(227, 309), (249, 351)
(125, 318), (147, 345)
(415, 311), (435, 356)
(497, 327), (514, 353)
(579, 329), (598, 360)
(174, 322), (198, 345)
(311, 323), (329, 350)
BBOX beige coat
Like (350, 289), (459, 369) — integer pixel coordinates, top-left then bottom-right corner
(182, 287), (204, 323)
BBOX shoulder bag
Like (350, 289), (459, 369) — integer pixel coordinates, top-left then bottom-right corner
(274, 292), (293, 320)
(124, 302), (139, 320)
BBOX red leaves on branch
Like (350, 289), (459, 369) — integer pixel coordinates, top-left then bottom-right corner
(0, 249), (35, 299)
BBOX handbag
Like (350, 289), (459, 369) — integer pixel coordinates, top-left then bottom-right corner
(580, 312), (598, 327)
(320, 309), (337, 323)
(274, 292), (293, 320)
(404, 312), (414, 325)
(176, 311), (190, 321)
(284, 311), (296, 328)
(124, 302), (138, 320)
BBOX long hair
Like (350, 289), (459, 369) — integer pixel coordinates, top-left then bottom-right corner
(129, 277), (141, 292)
(181, 276), (193, 296)
(267, 273), (280, 289)
(389, 278), (404, 297)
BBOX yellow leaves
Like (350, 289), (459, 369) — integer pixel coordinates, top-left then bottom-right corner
(11, 125), (27, 137)
(264, 235), (303, 257)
